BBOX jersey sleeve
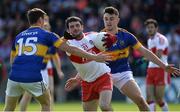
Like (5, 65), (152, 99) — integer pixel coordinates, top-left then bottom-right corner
(48, 47), (56, 55)
(127, 32), (142, 49)
(47, 32), (64, 48)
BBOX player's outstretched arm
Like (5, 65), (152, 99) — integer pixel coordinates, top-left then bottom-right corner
(138, 45), (180, 76)
(59, 41), (113, 62)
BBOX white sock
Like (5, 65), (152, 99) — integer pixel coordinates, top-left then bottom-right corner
(161, 102), (168, 112)
(149, 102), (156, 112)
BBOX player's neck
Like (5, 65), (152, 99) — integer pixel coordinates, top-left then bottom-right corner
(30, 24), (42, 28)
(75, 32), (84, 40)
(30, 25), (41, 28)
(30, 22), (43, 28)
(149, 32), (156, 39)
(107, 27), (118, 35)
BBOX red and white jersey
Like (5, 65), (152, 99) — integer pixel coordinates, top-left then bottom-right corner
(66, 32), (111, 82)
(148, 32), (169, 68)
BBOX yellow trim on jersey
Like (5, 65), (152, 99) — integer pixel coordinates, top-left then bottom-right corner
(10, 50), (17, 58)
(43, 54), (52, 63)
(107, 47), (129, 60)
(133, 42), (142, 49)
(15, 46), (19, 56)
(54, 38), (64, 48)
(35, 44), (48, 56)
(15, 44), (48, 56)
(24, 46), (33, 52)
(51, 53), (57, 58)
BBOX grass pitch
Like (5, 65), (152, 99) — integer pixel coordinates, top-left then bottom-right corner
(0, 101), (180, 111)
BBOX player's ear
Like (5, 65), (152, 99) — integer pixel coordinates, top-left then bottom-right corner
(39, 17), (43, 21)
(38, 17), (44, 26)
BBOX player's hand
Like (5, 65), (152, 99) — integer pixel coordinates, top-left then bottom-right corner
(165, 65), (180, 77)
(65, 78), (80, 91)
(102, 33), (117, 49)
(63, 31), (76, 40)
(92, 52), (114, 63)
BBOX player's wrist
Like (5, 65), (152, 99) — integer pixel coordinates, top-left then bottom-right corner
(165, 65), (171, 72)
(75, 75), (82, 83)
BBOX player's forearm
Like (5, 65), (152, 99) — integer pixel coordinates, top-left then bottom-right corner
(69, 47), (95, 60)
(75, 73), (82, 82)
(10, 52), (15, 64)
(10, 57), (14, 64)
(52, 53), (62, 71)
(156, 50), (163, 59)
(139, 46), (167, 69)
(60, 42), (96, 60)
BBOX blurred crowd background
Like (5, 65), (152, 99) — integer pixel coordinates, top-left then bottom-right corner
(0, 0), (180, 102)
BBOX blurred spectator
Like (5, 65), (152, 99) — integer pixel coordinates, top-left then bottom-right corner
(0, 57), (7, 83)
(86, 12), (99, 31)
(130, 16), (143, 34)
(0, 57), (7, 102)
(166, 28), (180, 67)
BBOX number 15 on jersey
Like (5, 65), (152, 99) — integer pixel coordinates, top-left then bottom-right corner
(17, 37), (38, 56)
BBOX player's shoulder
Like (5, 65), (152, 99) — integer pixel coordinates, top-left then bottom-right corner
(156, 32), (167, 38)
(84, 32), (98, 36)
(118, 28), (129, 33)
(155, 32), (168, 41)
(118, 28), (137, 40)
(33, 27), (57, 36)
(118, 28), (132, 36)
(101, 27), (129, 34)
(44, 30), (60, 40)
(84, 32), (98, 40)
(155, 32), (168, 45)
(51, 32), (60, 37)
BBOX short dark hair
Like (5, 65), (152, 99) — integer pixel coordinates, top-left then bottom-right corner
(65, 16), (83, 29)
(144, 18), (158, 27)
(27, 8), (47, 25)
(103, 6), (119, 16)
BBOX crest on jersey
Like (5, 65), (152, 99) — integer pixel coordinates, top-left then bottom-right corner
(119, 40), (125, 46)
(89, 40), (94, 45)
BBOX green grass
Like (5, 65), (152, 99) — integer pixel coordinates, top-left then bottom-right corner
(0, 101), (180, 111)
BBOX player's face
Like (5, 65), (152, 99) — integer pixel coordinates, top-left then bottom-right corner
(68, 21), (83, 37)
(44, 15), (49, 23)
(39, 15), (46, 27)
(43, 22), (51, 31)
(103, 13), (119, 31)
(43, 16), (51, 31)
(146, 23), (158, 36)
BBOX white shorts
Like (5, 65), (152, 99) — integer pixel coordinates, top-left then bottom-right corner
(5, 79), (48, 97)
(41, 69), (49, 85)
(112, 71), (134, 91)
(47, 60), (53, 69)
